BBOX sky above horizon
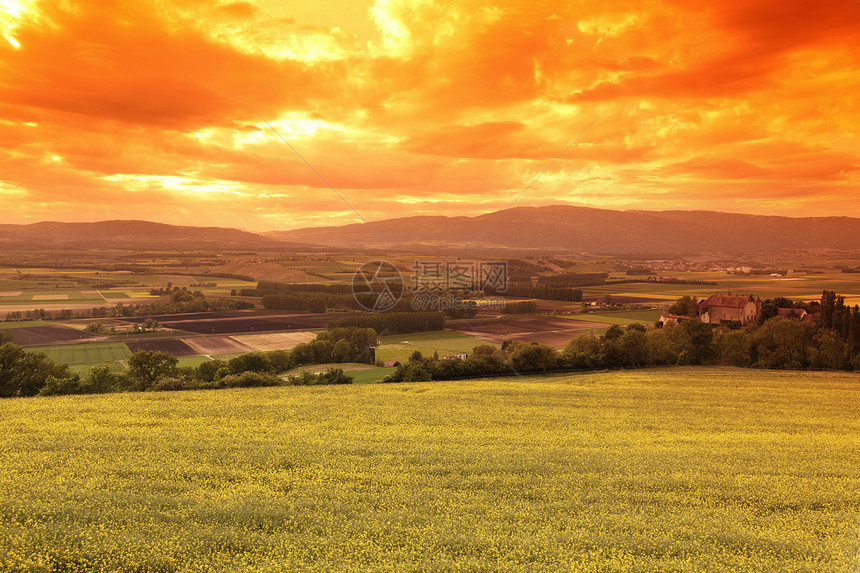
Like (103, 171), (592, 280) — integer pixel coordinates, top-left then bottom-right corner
(1, 0), (858, 231)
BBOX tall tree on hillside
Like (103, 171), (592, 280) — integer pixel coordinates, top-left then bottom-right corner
(833, 295), (847, 337)
(820, 290), (837, 330)
(848, 306), (860, 359)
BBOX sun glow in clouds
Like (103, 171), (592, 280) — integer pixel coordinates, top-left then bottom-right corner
(0, 0), (34, 48)
(0, 0), (857, 230)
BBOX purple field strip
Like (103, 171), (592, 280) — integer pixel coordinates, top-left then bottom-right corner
(11, 326), (100, 346)
(125, 339), (199, 356)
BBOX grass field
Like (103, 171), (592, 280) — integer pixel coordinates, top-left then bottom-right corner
(0, 320), (52, 330)
(376, 329), (494, 362)
(175, 355), (216, 368)
(0, 368), (858, 571)
(564, 309), (663, 326)
(350, 366), (397, 384)
(27, 342), (132, 364)
(282, 363), (396, 385)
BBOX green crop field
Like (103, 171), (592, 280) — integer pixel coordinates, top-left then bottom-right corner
(376, 329), (494, 362)
(28, 342), (132, 364)
(283, 363), (396, 385)
(0, 320), (53, 330)
(565, 309), (664, 325)
(0, 368), (858, 571)
(350, 366), (397, 384)
(176, 355), (215, 368)
(98, 291), (129, 299)
(562, 313), (645, 326)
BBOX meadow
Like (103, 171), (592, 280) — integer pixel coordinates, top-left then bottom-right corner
(561, 310), (664, 326)
(1, 368), (858, 572)
(26, 342), (132, 364)
(375, 330), (495, 363)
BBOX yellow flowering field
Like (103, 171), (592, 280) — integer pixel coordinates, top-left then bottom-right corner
(1, 367), (859, 572)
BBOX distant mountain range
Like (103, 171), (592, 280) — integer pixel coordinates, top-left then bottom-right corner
(0, 220), (312, 251)
(267, 205), (860, 253)
(2, 207), (859, 253)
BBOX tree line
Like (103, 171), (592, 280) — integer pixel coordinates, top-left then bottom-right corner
(383, 291), (860, 382)
(500, 301), (538, 314)
(327, 312), (445, 335)
(0, 326), (379, 398)
(3, 296), (253, 322)
(498, 286), (584, 302)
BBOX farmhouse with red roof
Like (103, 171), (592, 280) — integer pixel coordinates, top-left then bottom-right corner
(698, 294), (761, 324)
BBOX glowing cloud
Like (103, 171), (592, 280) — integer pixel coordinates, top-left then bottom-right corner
(0, 0), (857, 230)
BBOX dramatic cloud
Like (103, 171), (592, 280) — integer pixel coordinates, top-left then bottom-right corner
(0, 0), (857, 230)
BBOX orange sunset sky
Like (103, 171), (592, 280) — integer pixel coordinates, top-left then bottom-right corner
(1, 0), (858, 231)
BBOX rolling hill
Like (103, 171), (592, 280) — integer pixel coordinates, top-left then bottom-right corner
(0, 220), (315, 251)
(266, 205), (860, 253)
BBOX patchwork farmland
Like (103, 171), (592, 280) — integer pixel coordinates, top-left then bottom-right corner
(182, 336), (255, 356)
(232, 331), (317, 352)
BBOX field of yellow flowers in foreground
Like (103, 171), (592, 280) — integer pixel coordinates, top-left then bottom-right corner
(1, 367), (859, 572)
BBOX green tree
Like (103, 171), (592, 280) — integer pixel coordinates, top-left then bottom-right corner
(757, 299), (779, 325)
(38, 374), (86, 396)
(311, 340), (333, 363)
(715, 329), (753, 367)
(400, 362), (432, 381)
(753, 318), (810, 369)
(221, 371), (282, 388)
(562, 335), (603, 369)
(290, 343), (315, 366)
(603, 325), (624, 342)
(679, 320), (714, 364)
(84, 364), (120, 393)
(319, 367), (354, 385)
(808, 330), (847, 370)
(265, 351), (293, 373)
(0, 343), (70, 397)
(509, 343), (558, 373)
(171, 290), (194, 303)
(195, 359), (227, 382)
(127, 350), (178, 391)
(667, 296), (698, 317)
(618, 329), (648, 368)
(227, 353), (274, 374)
(645, 328), (682, 366)
(332, 339), (352, 362)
